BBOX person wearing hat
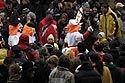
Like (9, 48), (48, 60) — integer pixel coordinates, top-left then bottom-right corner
(75, 53), (102, 83)
(115, 2), (124, 18)
(64, 19), (93, 56)
(99, 2), (122, 41)
(103, 53), (123, 83)
(94, 32), (110, 52)
(38, 9), (58, 44)
(44, 34), (59, 50)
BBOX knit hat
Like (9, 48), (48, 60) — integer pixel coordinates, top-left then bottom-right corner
(103, 53), (113, 62)
(47, 34), (54, 41)
(27, 51), (39, 61)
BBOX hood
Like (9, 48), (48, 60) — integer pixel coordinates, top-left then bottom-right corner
(19, 34), (29, 44)
(18, 34), (29, 50)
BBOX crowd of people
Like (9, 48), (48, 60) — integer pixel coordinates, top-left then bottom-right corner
(0, 0), (125, 83)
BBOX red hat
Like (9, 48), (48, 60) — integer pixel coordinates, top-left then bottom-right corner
(0, 1), (4, 10)
(27, 51), (39, 61)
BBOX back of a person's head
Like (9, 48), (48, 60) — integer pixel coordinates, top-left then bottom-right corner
(58, 55), (71, 69)
(94, 44), (104, 52)
(51, 49), (62, 58)
(46, 55), (59, 67)
(66, 50), (75, 60)
(19, 34), (29, 44)
(119, 44), (125, 56)
(78, 42), (87, 53)
(116, 56), (125, 68)
(103, 53), (114, 63)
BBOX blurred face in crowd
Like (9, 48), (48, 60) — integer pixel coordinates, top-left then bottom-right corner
(93, 7), (98, 14)
(5, 3), (13, 11)
(0, 12), (6, 22)
(84, 8), (90, 16)
(48, 14), (54, 20)
(93, 14), (99, 22)
(101, 6), (108, 14)
(122, 14), (125, 21)
(26, 13), (31, 21)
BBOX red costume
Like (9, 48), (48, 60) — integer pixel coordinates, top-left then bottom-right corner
(38, 16), (58, 44)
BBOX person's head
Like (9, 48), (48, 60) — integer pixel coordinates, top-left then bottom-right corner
(98, 32), (105, 39)
(37, 46), (50, 61)
(92, 2), (100, 14)
(101, 3), (109, 14)
(11, 45), (22, 57)
(46, 55), (59, 69)
(21, 61), (36, 78)
(0, 11), (6, 22)
(83, 2), (90, 16)
(78, 53), (93, 70)
(115, 2), (124, 12)
(3, 57), (15, 68)
(66, 50), (75, 60)
(26, 12), (36, 21)
(116, 56), (125, 68)
(103, 53), (114, 63)
(19, 34), (29, 45)
(46, 9), (54, 20)
(58, 55), (71, 69)
(88, 51), (103, 75)
(5, 0), (13, 11)
(9, 63), (21, 76)
(119, 44), (125, 56)
(47, 34), (54, 44)
(121, 10), (125, 21)
(78, 42), (87, 53)
(51, 49), (62, 57)
(9, 10), (20, 26)
(60, 13), (68, 23)
(93, 44), (104, 52)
